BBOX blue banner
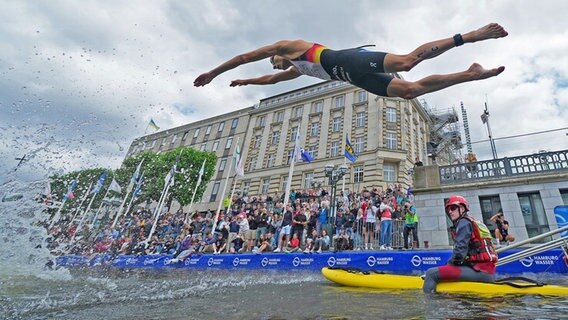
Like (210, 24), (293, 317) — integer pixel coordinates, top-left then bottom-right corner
(56, 249), (568, 274)
(555, 205), (568, 237)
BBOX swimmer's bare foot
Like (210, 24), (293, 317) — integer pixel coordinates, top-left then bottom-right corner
(468, 63), (505, 80)
(463, 23), (508, 43)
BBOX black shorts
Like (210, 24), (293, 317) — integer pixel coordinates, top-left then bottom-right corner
(321, 48), (394, 97)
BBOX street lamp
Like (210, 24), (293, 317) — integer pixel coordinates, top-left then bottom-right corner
(324, 163), (349, 231)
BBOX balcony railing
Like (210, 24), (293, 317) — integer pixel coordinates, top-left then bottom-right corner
(439, 149), (568, 185)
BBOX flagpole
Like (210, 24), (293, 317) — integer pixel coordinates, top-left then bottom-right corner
(112, 160), (144, 227)
(147, 152), (181, 243)
(71, 181), (93, 223)
(283, 126), (300, 208)
(342, 157), (346, 193)
(69, 191), (97, 244)
(49, 173), (80, 228)
(226, 175), (238, 213)
(212, 137), (238, 232)
(91, 185), (111, 226)
(185, 160), (206, 224)
(122, 182), (141, 224)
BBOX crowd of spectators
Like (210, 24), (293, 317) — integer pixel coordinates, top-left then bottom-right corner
(46, 184), (419, 262)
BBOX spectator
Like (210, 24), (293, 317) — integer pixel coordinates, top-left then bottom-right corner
(317, 200), (329, 236)
(314, 229), (330, 253)
(213, 233), (226, 254)
(274, 204), (293, 253)
(403, 202), (419, 249)
(285, 232), (301, 253)
(230, 234), (245, 253)
(258, 233), (273, 253)
(333, 228), (350, 251)
(490, 209), (515, 246)
(379, 196), (394, 250)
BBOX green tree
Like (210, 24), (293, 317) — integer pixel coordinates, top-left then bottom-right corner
(48, 147), (216, 220)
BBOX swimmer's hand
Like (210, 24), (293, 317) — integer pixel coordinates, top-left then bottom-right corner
(230, 79), (249, 87)
(194, 71), (216, 87)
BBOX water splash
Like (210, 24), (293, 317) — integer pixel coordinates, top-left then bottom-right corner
(0, 173), (69, 280)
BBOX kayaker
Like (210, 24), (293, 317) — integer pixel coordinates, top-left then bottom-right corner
(423, 195), (498, 293)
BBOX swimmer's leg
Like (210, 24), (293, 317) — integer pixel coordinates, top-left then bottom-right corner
(386, 63), (505, 99)
(383, 23), (508, 73)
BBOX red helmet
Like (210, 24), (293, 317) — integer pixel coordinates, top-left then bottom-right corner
(445, 195), (469, 212)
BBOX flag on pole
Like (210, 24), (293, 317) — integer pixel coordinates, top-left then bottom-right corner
(234, 144), (245, 177)
(480, 110), (489, 124)
(345, 134), (357, 162)
(196, 159), (206, 185)
(293, 130), (301, 163)
(300, 148), (314, 162)
(63, 179), (77, 200)
(149, 118), (160, 131)
(133, 175), (144, 197)
(127, 160), (144, 192)
(108, 178), (122, 193)
(164, 153), (181, 188)
(91, 171), (108, 194)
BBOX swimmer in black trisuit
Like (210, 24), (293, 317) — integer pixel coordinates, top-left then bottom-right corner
(194, 23), (508, 99)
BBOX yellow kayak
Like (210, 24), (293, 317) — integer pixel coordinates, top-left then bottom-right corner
(321, 267), (568, 296)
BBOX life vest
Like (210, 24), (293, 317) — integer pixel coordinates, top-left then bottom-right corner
(451, 215), (498, 264)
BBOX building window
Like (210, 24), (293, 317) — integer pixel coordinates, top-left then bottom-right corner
(310, 122), (320, 137)
(275, 111), (284, 123)
(231, 118), (238, 129)
(312, 100), (323, 113)
(281, 176), (287, 193)
(518, 192), (551, 242)
(210, 182), (220, 202)
(561, 190), (568, 205)
(242, 181), (250, 195)
(225, 137), (233, 149)
(308, 145), (318, 159)
(354, 136), (364, 153)
(293, 106), (303, 118)
(218, 122), (225, 132)
(150, 140), (156, 149)
(303, 172), (314, 189)
(386, 107), (397, 123)
(193, 128), (200, 138)
(256, 115), (266, 127)
(261, 178), (270, 194)
(291, 127), (299, 142)
(212, 140), (220, 151)
(271, 131), (280, 145)
(479, 195), (502, 224)
(267, 153), (276, 168)
(386, 132), (397, 149)
(254, 135), (262, 148)
(161, 137), (167, 146)
(287, 150), (295, 165)
(354, 166), (364, 183)
(330, 141), (340, 157)
(205, 125), (212, 135)
(384, 164), (396, 182)
(334, 95), (345, 108)
(356, 90), (367, 103)
(219, 158), (227, 171)
(248, 158), (257, 172)
(356, 112), (366, 128)
(332, 117), (342, 132)
(182, 131), (189, 141)
(200, 143), (207, 151)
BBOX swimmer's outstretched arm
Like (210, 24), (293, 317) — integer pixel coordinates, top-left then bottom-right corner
(194, 40), (293, 87)
(230, 69), (301, 87)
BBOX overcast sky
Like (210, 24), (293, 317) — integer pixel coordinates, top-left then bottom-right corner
(1, 0), (567, 183)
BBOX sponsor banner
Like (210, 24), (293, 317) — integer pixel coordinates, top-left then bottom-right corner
(57, 249), (568, 274)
